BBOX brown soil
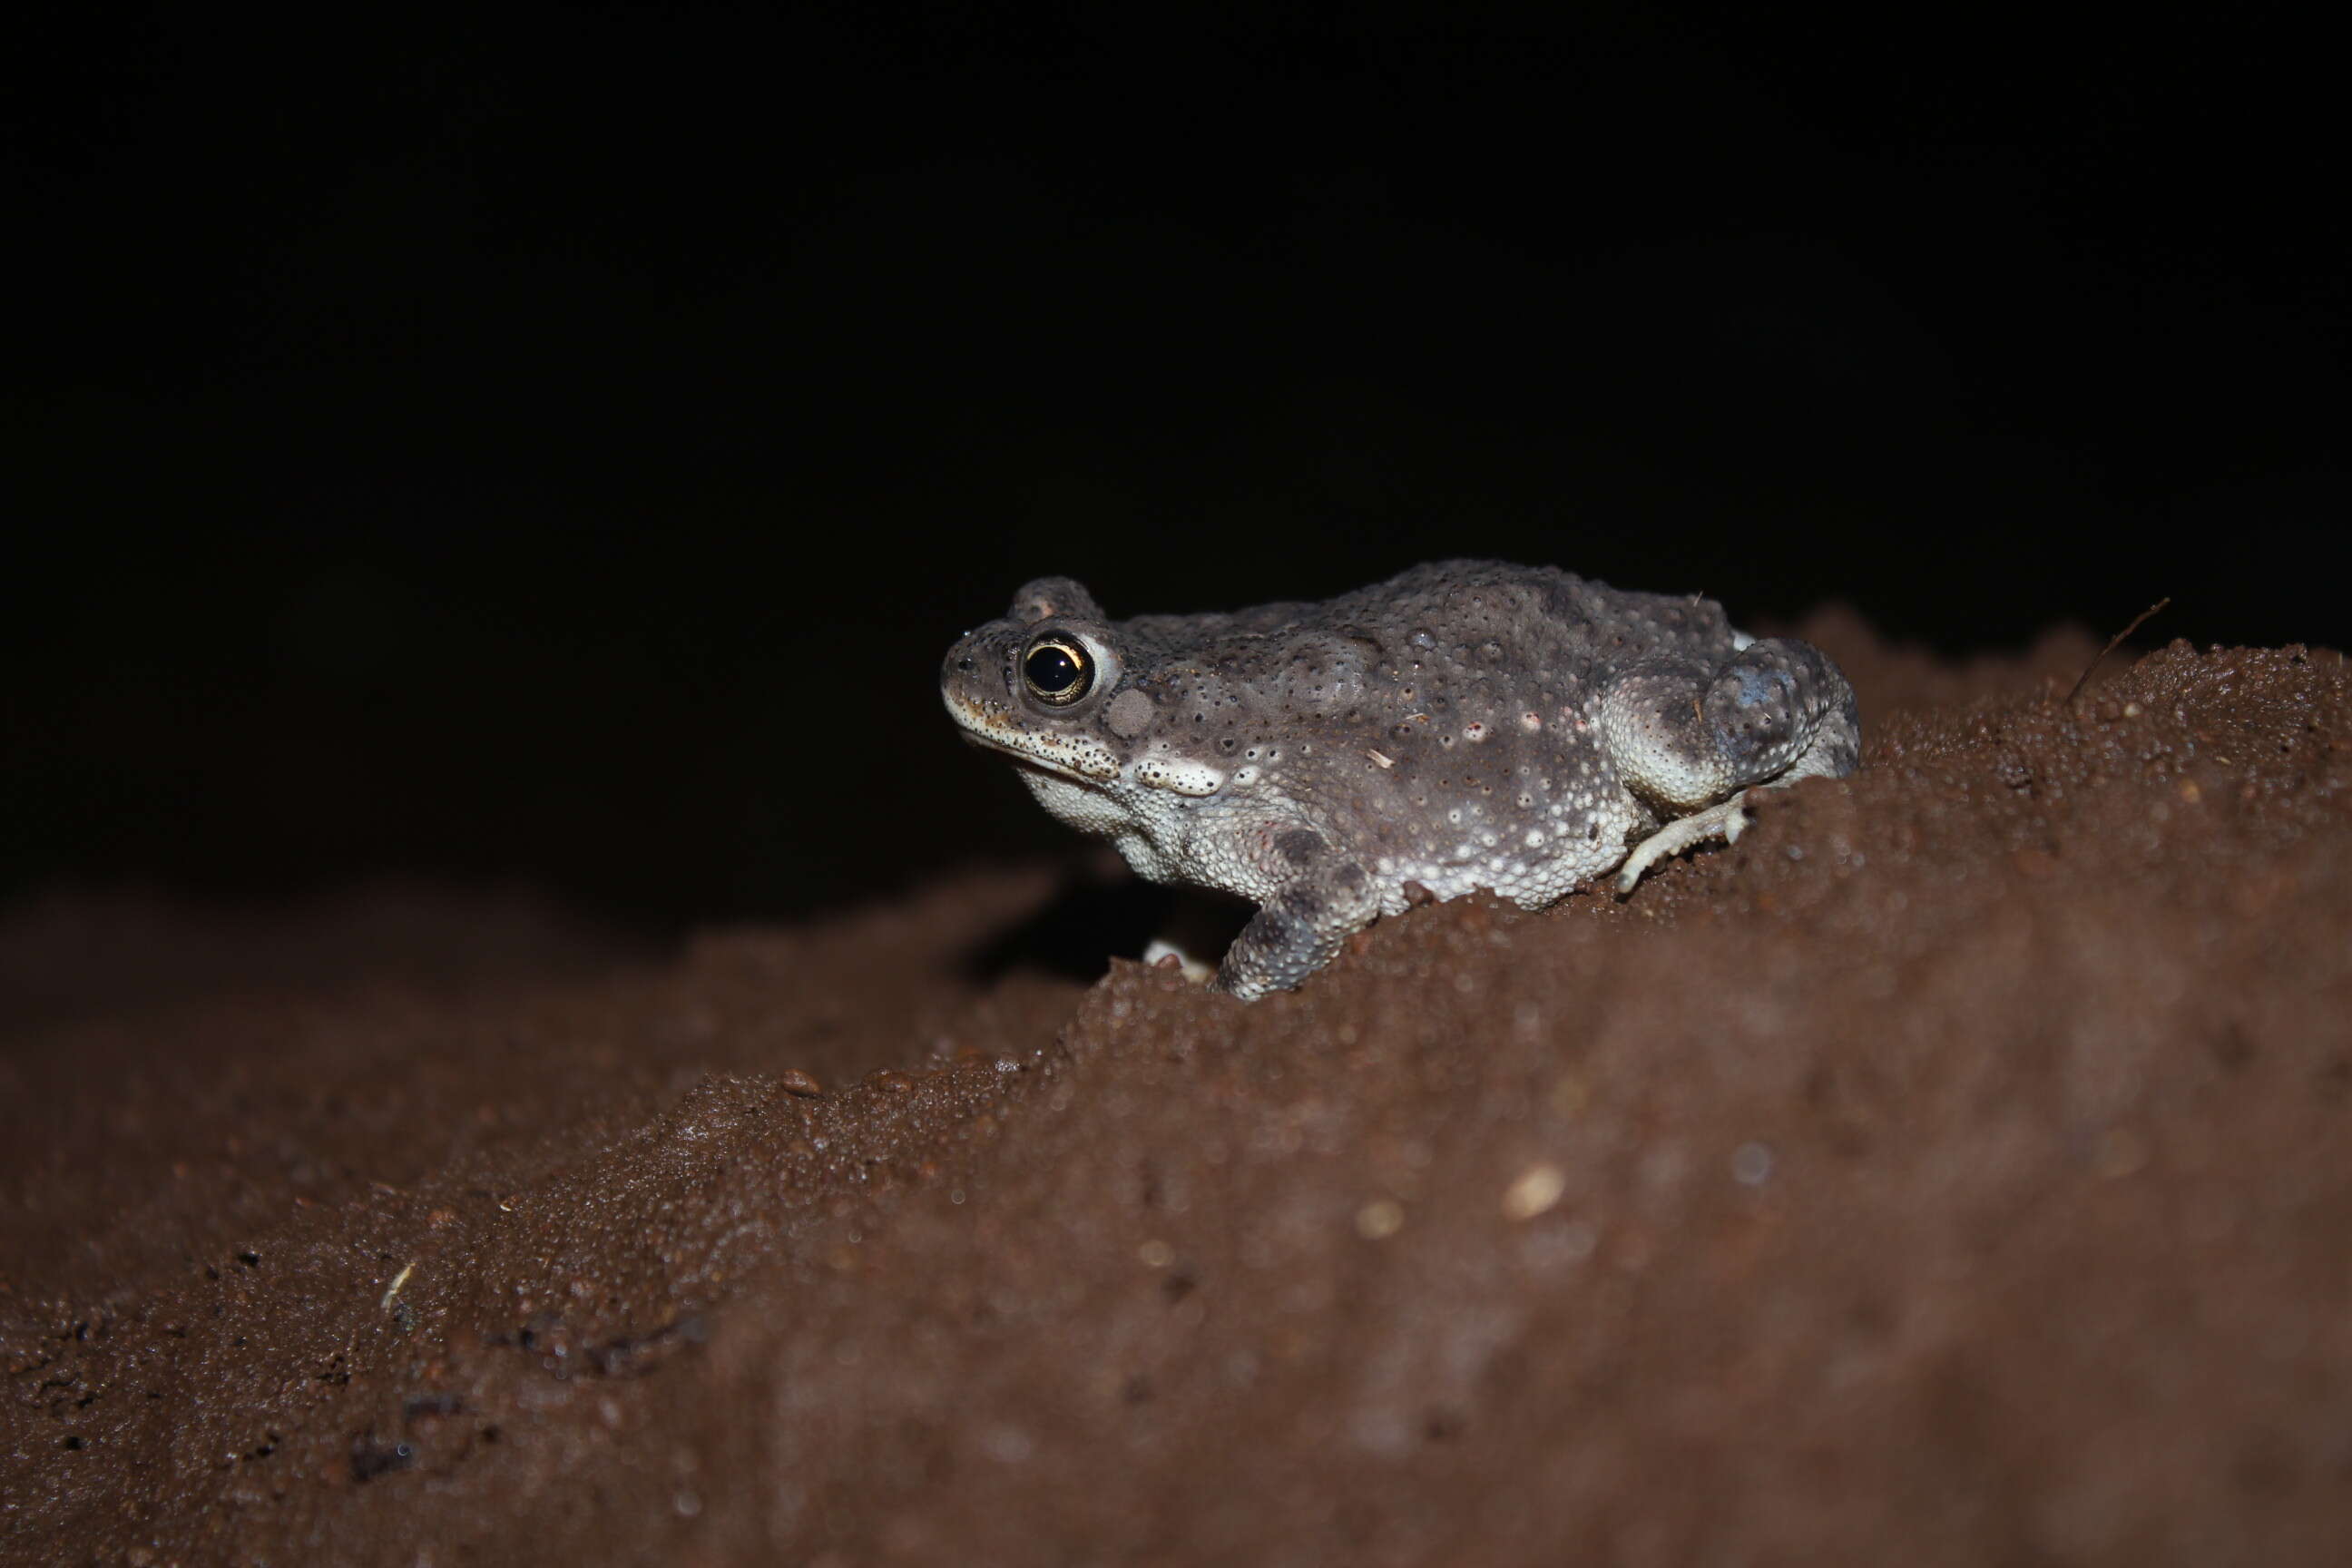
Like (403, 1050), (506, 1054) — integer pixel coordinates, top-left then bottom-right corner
(5, 620), (2350, 1567)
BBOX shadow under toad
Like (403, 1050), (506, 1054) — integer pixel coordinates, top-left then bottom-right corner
(961, 864), (1250, 988)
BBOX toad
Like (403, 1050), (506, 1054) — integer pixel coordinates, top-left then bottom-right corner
(941, 561), (1859, 999)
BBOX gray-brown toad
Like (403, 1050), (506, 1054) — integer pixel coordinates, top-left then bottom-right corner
(941, 561), (1859, 999)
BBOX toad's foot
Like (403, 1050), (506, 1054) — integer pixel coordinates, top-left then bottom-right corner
(1614, 798), (1750, 894)
(1142, 936), (1218, 985)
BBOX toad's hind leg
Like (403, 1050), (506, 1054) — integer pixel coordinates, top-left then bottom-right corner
(1613, 798), (1756, 890)
(1600, 637), (1861, 892)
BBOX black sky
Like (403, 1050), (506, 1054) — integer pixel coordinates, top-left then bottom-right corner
(5, 6), (2345, 926)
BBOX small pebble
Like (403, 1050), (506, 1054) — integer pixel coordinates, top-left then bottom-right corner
(1502, 1161), (1567, 1220)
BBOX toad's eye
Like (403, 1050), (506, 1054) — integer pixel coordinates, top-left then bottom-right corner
(1023, 636), (1093, 705)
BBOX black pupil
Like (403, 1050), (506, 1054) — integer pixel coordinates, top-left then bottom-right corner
(1026, 642), (1085, 696)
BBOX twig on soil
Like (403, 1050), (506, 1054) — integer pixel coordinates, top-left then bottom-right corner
(379, 1260), (416, 1311)
(2066, 597), (2171, 706)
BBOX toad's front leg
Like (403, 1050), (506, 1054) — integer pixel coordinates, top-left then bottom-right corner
(1211, 829), (1384, 1001)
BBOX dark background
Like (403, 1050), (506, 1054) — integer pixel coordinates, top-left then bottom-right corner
(5, 5), (2345, 932)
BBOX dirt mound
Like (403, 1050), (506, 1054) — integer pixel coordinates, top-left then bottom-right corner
(5, 629), (2349, 1565)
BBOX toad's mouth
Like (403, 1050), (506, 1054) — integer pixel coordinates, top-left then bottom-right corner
(955, 728), (1115, 788)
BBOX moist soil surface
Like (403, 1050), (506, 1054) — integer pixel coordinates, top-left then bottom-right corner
(5, 618), (2351, 1566)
